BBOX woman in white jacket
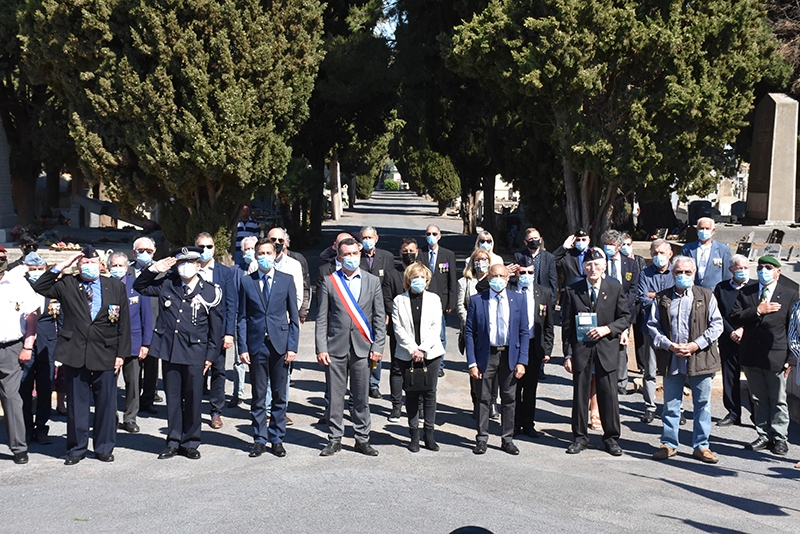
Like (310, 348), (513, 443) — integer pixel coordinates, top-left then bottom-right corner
(392, 263), (445, 453)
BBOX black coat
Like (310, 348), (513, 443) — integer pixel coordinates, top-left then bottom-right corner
(713, 279), (743, 351)
(513, 249), (558, 307)
(360, 247), (395, 284)
(422, 245), (458, 312)
(520, 283), (555, 361)
(33, 270), (132, 371)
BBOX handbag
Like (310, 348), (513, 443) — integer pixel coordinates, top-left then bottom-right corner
(403, 359), (435, 392)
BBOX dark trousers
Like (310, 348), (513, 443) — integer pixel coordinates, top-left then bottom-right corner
(250, 339), (289, 445)
(163, 360), (204, 449)
(719, 341), (742, 422)
(398, 356), (440, 431)
(0, 340), (26, 454)
(64, 365), (117, 457)
(476, 349), (516, 445)
(471, 374), (499, 418)
(139, 355), (159, 408)
(572, 351), (620, 445)
(633, 320), (646, 371)
(121, 356), (139, 424)
(515, 351), (542, 431)
(388, 330), (404, 410)
(20, 349), (54, 434)
(209, 349), (227, 415)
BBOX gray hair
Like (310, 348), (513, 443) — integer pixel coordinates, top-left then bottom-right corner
(671, 255), (696, 274)
(282, 229), (291, 246)
(108, 251), (129, 265)
(729, 254), (749, 269)
(360, 226), (377, 236)
(650, 238), (669, 254)
(195, 232), (214, 243)
(132, 236), (155, 251)
(696, 217), (715, 229)
(600, 229), (622, 246)
(240, 235), (258, 252)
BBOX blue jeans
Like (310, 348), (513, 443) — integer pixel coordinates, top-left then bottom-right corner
(661, 373), (713, 450)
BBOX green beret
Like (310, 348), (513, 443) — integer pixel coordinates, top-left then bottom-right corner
(758, 255), (781, 268)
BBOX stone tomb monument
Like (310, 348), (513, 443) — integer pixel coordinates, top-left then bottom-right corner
(746, 93), (799, 224)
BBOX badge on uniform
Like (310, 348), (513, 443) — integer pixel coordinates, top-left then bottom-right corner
(439, 262), (449, 273)
(129, 295), (139, 305)
(164, 298), (172, 308)
(539, 304), (547, 317)
(14, 302), (21, 312)
(713, 258), (722, 267)
(48, 301), (61, 317)
(378, 269), (384, 277)
(625, 272), (632, 282)
(108, 304), (120, 323)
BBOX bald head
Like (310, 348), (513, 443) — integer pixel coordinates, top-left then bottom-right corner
(489, 264), (508, 279)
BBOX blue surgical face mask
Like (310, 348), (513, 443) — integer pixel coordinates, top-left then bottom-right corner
(342, 256), (360, 271)
(518, 274), (533, 288)
(603, 244), (617, 258)
(652, 254), (668, 269)
(80, 263), (100, 280)
(733, 269), (749, 283)
(479, 241), (492, 251)
(136, 252), (152, 266)
(410, 278), (427, 293)
(200, 248), (214, 262)
(675, 273), (693, 290)
(110, 267), (127, 280)
(426, 235), (438, 247)
(620, 245), (632, 257)
(697, 229), (713, 242)
(758, 268), (774, 285)
(257, 256), (274, 272)
(243, 250), (254, 264)
(361, 239), (375, 251)
(27, 270), (43, 283)
(489, 277), (507, 293)
(574, 240), (588, 252)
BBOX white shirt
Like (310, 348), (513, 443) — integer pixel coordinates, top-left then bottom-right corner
(198, 259), (215, 283)
(758, 282), (776, 303)
(520, 286), (535, 335)
(608, 254), (622, 283)
(488, 289), (509, 346)
(697, 242), (712, 279)
(0, 275), (39, 342)
(273, 254), (304, 311)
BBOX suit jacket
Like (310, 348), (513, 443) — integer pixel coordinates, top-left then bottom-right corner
(515, 283), (555, 362)
(237, 269), (299, 358)
(681, 239), (732, 290)
(513, 249), (558, 306)
(465, 289), (530, 373)
(206, 261), (237, 338)
(422, 245), (458, 312)
(134, 269), (223, 366)
(32, 294), (61, 363)
(608, 254), (640, 322)
(730, 279), (799, 371)
(561, 277), (631, 373)
(360, 247), (395, 283)
(714, 279), (744, 351)
(33, 270), (132, 371)
(391, 290), (445, 361)
(315, 269), (387, 357)
(554, 246), (587, 286)
(124, 275), (153, 356)
(287, 249), (311, 319)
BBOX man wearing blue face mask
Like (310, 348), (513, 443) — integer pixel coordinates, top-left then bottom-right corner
(731, 255), (798, 457)
(681, 217), (731, 290)
(713, 254), (751, 427)
(32, 246), (131, 465)
(131, 236), (161, 414)
(554, 228), (591, 286)
(422, 224), (457, 378)
(647, 256), (723, 463)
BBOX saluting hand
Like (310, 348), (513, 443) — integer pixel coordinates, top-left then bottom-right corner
(55, 252), (83, 272)
(586, 325), (611, 341)
(153, 257), (176, 273)
(758, 301), (781, 315)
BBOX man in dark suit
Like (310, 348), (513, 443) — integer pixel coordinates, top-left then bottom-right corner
(600, 229), (640, 395)
(423, 224), (457, 377)
(554, 228), (591, 286)
(359, 226), (395, 398)
(107, 252), (153, 434)
(713, 254), (750, 427)
(681, 217), (731, 290)
(33, 246), (131, 465)
(195, 232), (237, 429)
(730, 255), (798, 456)
(512, 227), (558, 306)
(315, 232), (354, 301)
(131, 236), (161, 415)
(315, 237), (386, 457)
(238, 239), (299, 458)
(561, 248), (631, 456)
(134, 246), (224, 460)
(512, 264), (554, 438)
(465, 264), (530, 455)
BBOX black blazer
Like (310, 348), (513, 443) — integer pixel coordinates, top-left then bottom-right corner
(33, 270), (132, 371)
(561, 277), (631, 373)
(360, 247), (395, 284)
(613, 255), (640, 322)
(422, 245), (458, 312)
(520, 283), (555, 361)
(554, 246), (586, 286)
(730, 280), (799, 372)
(513, 249), (558, 307)
(714, 279), (744, 350)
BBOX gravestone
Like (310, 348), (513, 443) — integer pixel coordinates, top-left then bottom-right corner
(0, 124), (19, 241)
(746, 93), (799, 224)
(717, 177), (736, 216)
(763, 243), (782, 259)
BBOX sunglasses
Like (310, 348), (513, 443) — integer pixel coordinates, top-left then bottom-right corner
(757, 265), (775, 271)
(135, 248), (155, 254)
(199, 244), (214, 250)
(479, 239), (492, 244)
(426, 232), (439, 236)
(269, 237), (285, 244)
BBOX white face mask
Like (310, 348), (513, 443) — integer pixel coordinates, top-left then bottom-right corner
(177, 262), (198, 280)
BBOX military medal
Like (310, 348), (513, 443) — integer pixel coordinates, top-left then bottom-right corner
(108, 304), (120, 324)
(15, 302), (20, 312)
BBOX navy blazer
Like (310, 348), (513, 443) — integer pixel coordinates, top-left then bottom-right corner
(714, 279), (744, 350)
(681, 239), (732, 290)
(423, 245), (458, 312)
(611, 255), (640, 322)
(514, 283), (555, 361)
(465, 289), (530, 373)
(123, 275), (153, 356)
(32, 294), (60, 363)
(208, 262), (237, 338)
(237, 269), (300, 357)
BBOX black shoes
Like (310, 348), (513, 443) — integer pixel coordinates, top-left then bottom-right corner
(64, 454), (85, 466)
(369, 388), (381, 399)
(35, 427), (52, 444)
(423, 430), (439, 452)
(746, 436), (771, 451)
(13, 452), (29, 465)
(272, 443), (287, 458)
(501, 441), (520, 455)
(354, 441), (379, 456)
(772, 439), (789, 456)
(640, 412), (655, 424)
(438, 368), (445, 378)
(387, 406), (402, 423)
(179, 447), (201, 460)
(139, 405), (158, 415)
(566, 441), (587, 454)
(96, 453), (114, 463)
(617, 386), (630, 396)
(716, 415), (738, 427)
(679, 413), (687, 426)
(249, 443), (267, 458)
(408, 429), (420, 453)
(605, 442), (623, 457)
(489, 404), (500, 421)
(227, 397), (242, 408)
(158, 447), (178, 459)
(120, 421), (140, 433)
(320, 441), (342, 457)
(473, 441), (488, 455)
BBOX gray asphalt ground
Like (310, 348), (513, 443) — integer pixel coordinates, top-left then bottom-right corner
(2, 191), (800, 533)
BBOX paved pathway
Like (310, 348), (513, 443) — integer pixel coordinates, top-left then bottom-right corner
(2, 191), (800, 533)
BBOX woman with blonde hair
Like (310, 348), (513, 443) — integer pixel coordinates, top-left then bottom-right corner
(474, 230), (503, 266)
(392, 263), (445, 452)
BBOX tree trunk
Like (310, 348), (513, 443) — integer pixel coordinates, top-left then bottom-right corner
(562, 157), (581, 233)
(309, 165), (324, 242)
(10, 167), (37, 226)
(45, 164), (61, 216)
(482, 173), (496, 234)
(460, 188), (477, 234)
(348, 175), (356, 209)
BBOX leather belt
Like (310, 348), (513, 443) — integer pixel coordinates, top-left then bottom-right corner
(490, 345), (508, 353)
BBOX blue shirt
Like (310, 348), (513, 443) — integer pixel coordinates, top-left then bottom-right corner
(343, 269), (362, 301)
(84, 277), (102, 321)
(637, 264), (675, 318)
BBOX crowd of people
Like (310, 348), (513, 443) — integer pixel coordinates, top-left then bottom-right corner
(1, 213), (800, 469)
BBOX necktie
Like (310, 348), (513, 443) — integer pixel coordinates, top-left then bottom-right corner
(590, 286), (597, 312)
(760, 286), (769, 303)
(496, 293), (507, 346)
(368, 255), (374, 270)
(183, 284), (189, 298)
(263, 275), (271, 303)
(85, 283), (93, 313)
(429, 250), (435, 270)
(610, 260), (618, 281)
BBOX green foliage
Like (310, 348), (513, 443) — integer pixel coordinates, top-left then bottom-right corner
(158, 202), (231, 258)
(355, 174), (375, 199)
(383, 178), (399, 191)
(424, 151), (461, 204)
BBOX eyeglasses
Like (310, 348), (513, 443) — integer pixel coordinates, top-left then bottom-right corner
(269, 237), (285, 244)
(135, 249), (155, 254)
(479, 239), (492, 244)
(426, 232), (439, 236)
(199, 244), (214, 250)
(757, 265), (775, 271)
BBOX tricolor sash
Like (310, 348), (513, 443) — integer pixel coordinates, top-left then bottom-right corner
(329, 271), (374, 344)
